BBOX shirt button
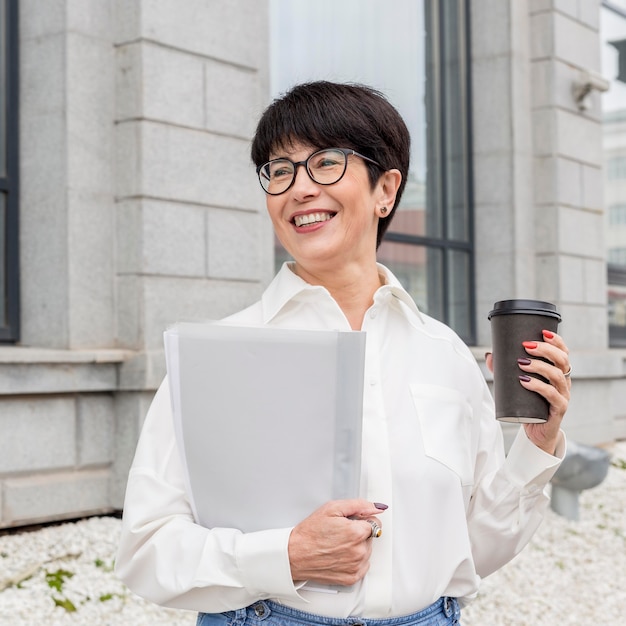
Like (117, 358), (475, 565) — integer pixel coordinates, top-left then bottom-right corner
(369, 377), (377, 386)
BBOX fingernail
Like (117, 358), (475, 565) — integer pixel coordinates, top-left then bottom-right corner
(542, 330), (554, 339)
(519, 375), (532, 382)
(374, 502), (388, 510)
(522, 341), (538, 349)
(484, 352), (492, 360)
(517, 358), (532, 366)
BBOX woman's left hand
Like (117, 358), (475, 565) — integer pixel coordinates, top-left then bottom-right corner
(486, 329), (571, 455)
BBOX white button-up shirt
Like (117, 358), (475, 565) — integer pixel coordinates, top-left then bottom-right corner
(116, 263), (565, 618)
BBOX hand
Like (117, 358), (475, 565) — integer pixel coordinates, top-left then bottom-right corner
(288, 499), (385, 586)
(486, 330), (570, 455)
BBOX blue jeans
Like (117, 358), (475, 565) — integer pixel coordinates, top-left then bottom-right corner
(196, 598), (461, 626)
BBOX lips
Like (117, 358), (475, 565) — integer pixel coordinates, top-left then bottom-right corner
(293, 211), (336, 227)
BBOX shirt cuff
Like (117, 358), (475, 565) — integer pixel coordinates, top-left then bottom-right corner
(236, 527), (303, 602)
(504, 427), (566, 490)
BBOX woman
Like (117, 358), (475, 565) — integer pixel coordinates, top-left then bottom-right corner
(116, 81), (571, 625)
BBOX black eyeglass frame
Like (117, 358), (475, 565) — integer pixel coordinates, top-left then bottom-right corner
(256, 147), (383, 195)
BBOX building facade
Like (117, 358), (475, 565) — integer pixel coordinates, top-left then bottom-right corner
(0, 0), (625, 528)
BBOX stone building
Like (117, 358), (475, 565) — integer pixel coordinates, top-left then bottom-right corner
(0, 0), (625, 528)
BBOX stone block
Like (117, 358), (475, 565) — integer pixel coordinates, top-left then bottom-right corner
(116, 199), (206, 277)
(116, 121), (261, 211)
(535, 156), (583, 207)
(114, 0), (140, 43)
(470, 0), (512, 59)
(560, 206), (604, 257)
(564, 378), (615, 445)
(130, 0), (267, 71)
(140, 42), (205, 128)
(0, 360), (118, 395)
(583, 257), (608, 305)
(77, 394), (115, 467)
(115, 43), (141, 121)
(554, 12), (601, 70)
(142, 276), (266, 350)
(66, 0), (114, 40)
(577, 0), (600, 31)
(0, 397), (76, 474)
(207, 209), (262, 280)
(2, 469), (112, 527)
(67, 189), (116, 349)
(536, 254), (584, 302)
(471, 57), (512, 155)
(204, 60), (263, 138)
(530, 12), (554, 59)
(116, 275), (143, 350)
(557, 302), (608, 350)
(66, 32), (115, 195)
(19, 0), (65, 40)
(472, 154), (513, 207)
(582, 163), (604, 210)
(531, 108), (555, 156)
(557, 109), (603, 164)
(111, 390), (156, 508)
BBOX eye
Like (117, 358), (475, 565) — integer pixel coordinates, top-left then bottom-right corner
(310, 150), (344, 170)
(268, 160), (293, 179)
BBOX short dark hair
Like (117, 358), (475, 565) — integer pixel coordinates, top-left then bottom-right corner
(251, 81), (411, 247)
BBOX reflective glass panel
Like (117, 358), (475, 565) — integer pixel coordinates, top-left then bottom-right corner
(270, 0), (428, 240)
(602, 4), (626, 346)
(0, 0), (5, 177)
(377, 240), (443, 320)
(0, 193), (5, 327)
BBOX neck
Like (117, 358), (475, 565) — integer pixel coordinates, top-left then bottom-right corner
(293, 261), (383, 330)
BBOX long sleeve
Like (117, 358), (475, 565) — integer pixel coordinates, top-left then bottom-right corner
(466, 382), (566, 579)
(114, 378), (303, 613)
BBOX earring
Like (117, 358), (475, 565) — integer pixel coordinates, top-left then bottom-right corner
(380, 207), (388, 216)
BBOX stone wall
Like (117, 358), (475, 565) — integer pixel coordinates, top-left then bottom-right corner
(0, 0), (272, 529)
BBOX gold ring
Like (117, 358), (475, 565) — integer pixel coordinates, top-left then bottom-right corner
(368, 520), (382, 538)
(564, 365), (572, 378)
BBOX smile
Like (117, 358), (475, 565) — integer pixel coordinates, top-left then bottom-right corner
(293, 212), (336, 227)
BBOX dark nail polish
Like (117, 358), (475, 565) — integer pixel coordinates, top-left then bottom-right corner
(374, 502), (388, 510)
(517, 358), (532, 366)
(519, 375), (532, 382)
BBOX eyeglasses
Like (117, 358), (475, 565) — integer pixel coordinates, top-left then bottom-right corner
(256, 148), (382, 196)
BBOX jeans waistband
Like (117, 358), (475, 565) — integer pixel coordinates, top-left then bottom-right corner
(227, 597), (460, 626)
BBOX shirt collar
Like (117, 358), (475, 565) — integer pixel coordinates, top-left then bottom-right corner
(261, 262), (425, 325)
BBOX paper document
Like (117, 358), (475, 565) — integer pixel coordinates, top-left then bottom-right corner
(164, 322), (366, 534)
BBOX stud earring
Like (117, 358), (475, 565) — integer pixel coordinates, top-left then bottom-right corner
(380, 207), (388, 216)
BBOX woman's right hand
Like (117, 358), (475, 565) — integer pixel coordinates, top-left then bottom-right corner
(287, 499), (386, 586)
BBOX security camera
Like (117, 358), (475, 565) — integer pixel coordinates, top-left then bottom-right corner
(572, 70), (610, 111)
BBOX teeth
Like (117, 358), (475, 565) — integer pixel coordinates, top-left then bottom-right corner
(294, 212), (334, 227)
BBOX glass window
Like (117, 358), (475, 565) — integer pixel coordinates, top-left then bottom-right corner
(602, 1), (626, 347)
(0, 0), (19, 342)
(269, 0), (474, 343)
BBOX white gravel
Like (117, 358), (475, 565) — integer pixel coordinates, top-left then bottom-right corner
(1, 441), (625, 626)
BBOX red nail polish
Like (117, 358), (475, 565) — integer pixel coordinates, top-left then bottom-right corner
(522, 341), (537, 349)
(542, 330), (554, 339)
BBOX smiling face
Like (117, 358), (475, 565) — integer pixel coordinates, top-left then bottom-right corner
(266, 143), (385, 277)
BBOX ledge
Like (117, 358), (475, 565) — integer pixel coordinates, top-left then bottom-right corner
(0, 347), (136, 396)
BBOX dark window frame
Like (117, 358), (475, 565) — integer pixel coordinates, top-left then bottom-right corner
(603, 1), (626, 348)
(0, 0), (19, 342)
(383, 0), (476, 345)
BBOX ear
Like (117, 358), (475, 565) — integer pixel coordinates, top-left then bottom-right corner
(375, 169), (402, 215)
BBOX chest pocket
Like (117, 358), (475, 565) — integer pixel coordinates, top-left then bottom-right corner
(410, 383), (475, 486)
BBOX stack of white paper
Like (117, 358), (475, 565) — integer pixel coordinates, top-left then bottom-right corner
(164, 323), (366, 533)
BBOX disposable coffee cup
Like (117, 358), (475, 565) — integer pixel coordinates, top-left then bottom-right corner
(488, 299), (561, 423)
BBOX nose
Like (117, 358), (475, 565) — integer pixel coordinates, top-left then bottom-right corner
(290, 164), (320, 199)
